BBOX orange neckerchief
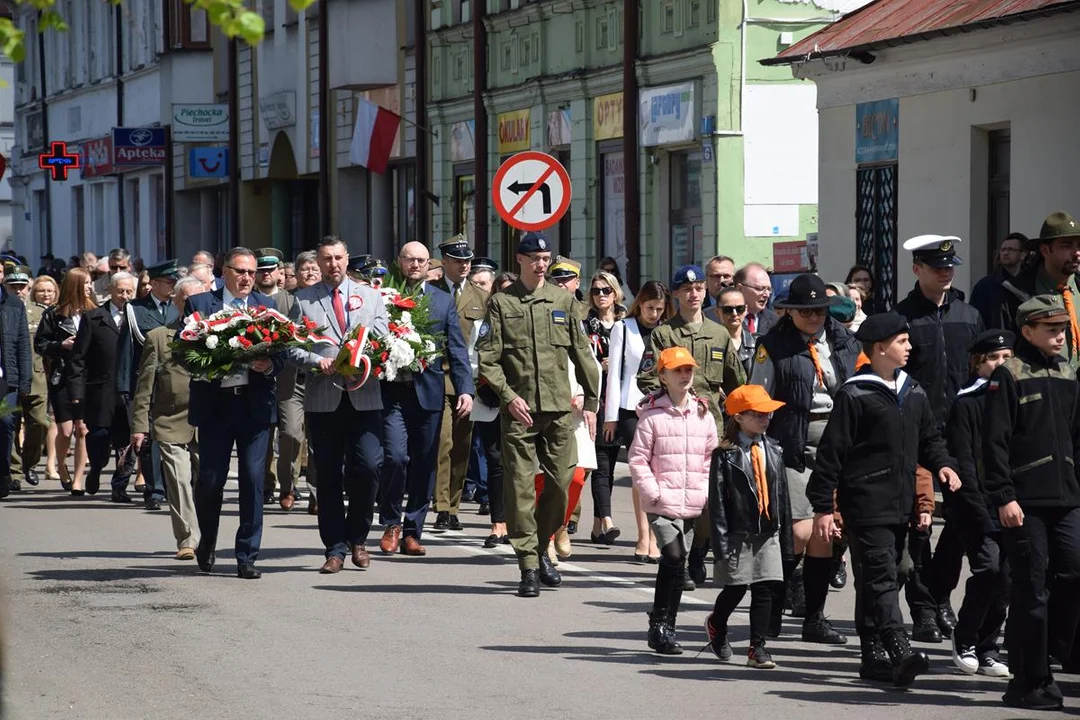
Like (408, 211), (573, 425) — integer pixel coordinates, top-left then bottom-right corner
(750, 442), (770, 520)
(807, 339), (826, 388)
(1058, 283), (1080, 357)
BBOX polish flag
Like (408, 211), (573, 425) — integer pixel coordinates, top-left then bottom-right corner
(349, 98), (401, 173)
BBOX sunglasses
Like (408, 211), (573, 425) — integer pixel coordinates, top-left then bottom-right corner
(797, 308), (828, 318)
(721, 304), (747, 314)
(227, 266), (257, 277)
(590, 287), (614, 297)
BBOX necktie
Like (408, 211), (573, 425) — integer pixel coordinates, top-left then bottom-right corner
(232, 298), (245, 309)
(453, 283), (460, 300)
(332, 287), (347, 334)
(1059, 284), (1080, 357)
(747, 314), (756, 334)
(750, 443), (770, 520)
(807, 340), (826, 389)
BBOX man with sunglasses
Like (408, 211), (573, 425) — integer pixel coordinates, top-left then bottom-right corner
(735, 263), (779, 337)
(93, 248), (132, 306)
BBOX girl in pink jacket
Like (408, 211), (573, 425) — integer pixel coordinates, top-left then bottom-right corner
(630, 346), (719, 655)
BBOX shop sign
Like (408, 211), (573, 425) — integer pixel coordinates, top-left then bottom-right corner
(497, 109), (531, 154)
(112, 127), (167, 166)
(450, 120), (475, 162)
(80, 136), (113, 178)
(639, 82), (695, 147)
(593, 92), (623, 140)
(855, 98), (899, 163)
(773, 241), (809, 273)
(259, 91), (297, 130)
(189, 147), (229, 179)
(172, 104), (229, 142)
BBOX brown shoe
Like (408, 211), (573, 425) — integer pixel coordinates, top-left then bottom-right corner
(379, 525), (402, 554)
(280, 493), (295, 512)
(308, 496), (318, 515)
(176, 547), (196, 560)
(319, 556), (344, 574)
(402, 536), (427, 556)
(351, 544), (371, 569)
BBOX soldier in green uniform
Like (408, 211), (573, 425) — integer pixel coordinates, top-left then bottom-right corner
(637, 264), (746, 589)
(432, 235), (490, 530)
(477, 232), (600, 598)
(6, 267), (48, 486)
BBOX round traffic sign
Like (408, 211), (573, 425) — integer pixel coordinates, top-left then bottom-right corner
(492, 151), (572, 232)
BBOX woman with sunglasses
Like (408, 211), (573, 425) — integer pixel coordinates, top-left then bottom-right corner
(606, 281), (671, 561)
(706, 286), (755, 377)
(585, 271), (628, 546)
(750, 273), (860, 645)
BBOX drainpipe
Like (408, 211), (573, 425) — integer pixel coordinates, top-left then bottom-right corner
(318, 0), (331, 238)
(228, 38), (240, 246)
(622, 0), (639, 288)
(115, 3), (125, 248)
(37, 12), (51, 254)
(415, 0), (429, 246)
(472, 0), (487, 253)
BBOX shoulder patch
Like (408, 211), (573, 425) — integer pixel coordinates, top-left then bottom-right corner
(710, 346), (724, 363)
(988, 380), (999, 392)
(641, 350), (656, 373)
(755, 345), (769, 364)
(551, 310), (568, 326)
(478, 321), (491, 338)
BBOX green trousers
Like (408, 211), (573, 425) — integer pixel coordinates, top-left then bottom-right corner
(10, 393), (48, 477)
(502, 410), (575, 571)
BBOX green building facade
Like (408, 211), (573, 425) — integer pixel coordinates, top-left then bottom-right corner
(429, 0), (849, 285)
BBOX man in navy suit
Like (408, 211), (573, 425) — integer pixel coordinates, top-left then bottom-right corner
(181, 247), (283, 580)
(377, 242), (474, 556)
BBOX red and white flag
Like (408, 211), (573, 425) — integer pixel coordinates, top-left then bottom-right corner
(349, 98), (401, 173)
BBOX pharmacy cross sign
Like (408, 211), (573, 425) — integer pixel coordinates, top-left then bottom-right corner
(39, 141), (81, 181)
(492, 151), (572, 231)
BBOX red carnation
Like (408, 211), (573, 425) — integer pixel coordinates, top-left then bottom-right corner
(272, 332), (280, 341)
(370, 340), (380, 350)
(239, 337), (252, 348)
(247, 325), (256, 334)
(374, 367), (383, 377)
(258, 305), (266, 312)
(380, 352), (389, 362)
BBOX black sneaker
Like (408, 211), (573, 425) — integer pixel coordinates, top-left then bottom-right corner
(7, 477), (21, 493)
(802, 616), (848, 645)
(477, 502), (490, 516)
(447, 514), (463, 531)
(1004, 684), (1063, 711)
(704, 613), (733, 661)
(144, 496), (162, 511)
(747, 644), (776, 669)
(433, 511), (450, 531)
(110, 490), (133, 504)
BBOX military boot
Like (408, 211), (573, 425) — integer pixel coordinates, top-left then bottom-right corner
(883, 629), (930, 687)
(859, 634), (893, 682)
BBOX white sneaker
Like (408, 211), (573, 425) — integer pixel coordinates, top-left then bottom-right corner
(953, 643), (978, 675)
(977, 655), (1011, 678)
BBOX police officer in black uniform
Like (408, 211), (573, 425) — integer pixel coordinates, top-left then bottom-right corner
(894, 234), (984, 643)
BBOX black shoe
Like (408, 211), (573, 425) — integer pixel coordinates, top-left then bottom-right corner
(802, 616), (848, 645)
(538, 551), (562, 587)
(0, 481), (8, 500)
(85, 471), (100, 496)
(477, 502), (490, 516)
(830, 548), (848, 590)
(433, 511), (450, 531)
(936, 601), (957, 639)
(25, 469), (40, 486)
(704, 613), (733, 661)
(1004, 683), (1063, 711)
(647, 610), (683, 655)
(859, 636), (894, 682)
(195, 545), (215, 574)
(912, 615), (943, 643)
(237, 564), (262, 580)
(483, 534), (502, 548)
(883, 630), (930, 688)
(1043, 678), (1064, 703)
(518, 569), (540, 597)
(683, 575), (696, 592)
(110, 490), (133, 504)
(144, 496), (162, 511)
(566, 521), (577, 536)
(747, 644), (776, 669)
(447, 514), (463, 531)
(7, 477), (20, 493)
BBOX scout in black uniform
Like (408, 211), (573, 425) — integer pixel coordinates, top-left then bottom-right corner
(944, 329), (1014, 680)
(983, 295), (1080, 711)
(808, 312), (961, 687)
(895, 234), (984, 643)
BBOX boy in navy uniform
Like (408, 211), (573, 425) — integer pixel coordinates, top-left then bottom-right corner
(984, 295), (1080, 711)
(808, 313), (961, 687)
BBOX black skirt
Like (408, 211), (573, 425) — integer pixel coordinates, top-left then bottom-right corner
(48, 381), (76, 423)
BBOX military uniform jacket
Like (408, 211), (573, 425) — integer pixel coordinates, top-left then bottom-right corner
(1000, 266), (1080, 369)
(120, 293), (178, 395)
(983, 339), (1080, 510)
(636, 314), (745, 425)
(131, 324), (194, 444)
(477, 279), (600, 413)
(271, 290), (300, 402)
(25, 302), (48, 399)
(435, 277), (488, 395)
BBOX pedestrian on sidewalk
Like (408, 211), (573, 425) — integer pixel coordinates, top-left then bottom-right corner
(704, 384), (791, 669)
(629, 347), (718, 655)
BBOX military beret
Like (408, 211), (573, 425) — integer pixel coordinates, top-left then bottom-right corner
(828, 296), (857, 324)
(969, 329), (1015, 354)
(147, 259), (181, 281)
(671, 264), (705, 290)
(471, 257), (498, 273)
(1016, 294), (1070, 326)
(438, 234), (474, 260)
(854, 312), (909, 344)
(517, 232), (550, 255)
(256, 247), (283, 270)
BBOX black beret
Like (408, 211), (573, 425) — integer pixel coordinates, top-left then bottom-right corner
(854, 312), (909, 344)
(969, 329), (1015, 354)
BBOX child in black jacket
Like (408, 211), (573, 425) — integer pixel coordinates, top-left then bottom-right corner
(808, 313), (960, 688)
(945, 329), (1014, 680)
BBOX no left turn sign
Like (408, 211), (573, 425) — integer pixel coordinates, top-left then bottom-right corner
(492, 151), (572, 231)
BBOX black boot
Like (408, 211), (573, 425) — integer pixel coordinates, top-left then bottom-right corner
(883, 629), (930, 688)
(789, 566), (806, 618)
(830, 539), (848, 590)
(936, 600), (957, 639)
(859, 634), (893, 682)
(647, 609), (683, 655)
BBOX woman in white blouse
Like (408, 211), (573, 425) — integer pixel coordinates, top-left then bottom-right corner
(602, 281), (672, 562)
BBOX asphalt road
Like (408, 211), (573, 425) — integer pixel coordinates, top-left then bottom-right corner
(0, 464), (1074, 719)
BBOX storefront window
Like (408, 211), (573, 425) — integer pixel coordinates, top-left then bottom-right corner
(669, 151), (702, 269)
(454, 170), (476, 244)
(600, 149), (626, 278)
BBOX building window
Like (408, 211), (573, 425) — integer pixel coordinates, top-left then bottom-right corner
(689, 0), (701, 27)
(521, 36), (531, 66)
(452, 53), (463, 80)
(501, 43), (511, 70)
(532, 32), (539, 61)
(661, 2), (675, 33)
(169, 0), (212, 49)
(599, 148), (626, 277)
(988, 128), (1011, 265)
(855, 164), (899, 310)
(575, 21), (584, 52)
(596, 17), (609, 49)
(669, 151), (703, 271)
(260, 0), (275, 32)
(455, 0), (471, 25)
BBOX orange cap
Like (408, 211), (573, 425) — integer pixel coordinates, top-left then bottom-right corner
(724, 384), (786, 416)
(657, 346), (698, 372)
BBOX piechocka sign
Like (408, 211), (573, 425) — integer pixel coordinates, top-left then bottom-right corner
(172, 104), (230, 143)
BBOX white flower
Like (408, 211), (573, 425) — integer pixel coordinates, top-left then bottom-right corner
(228, 336), (242, 349)
(423, 340), (435, 353)
(388, 337), (416, 370)
(399, 311), (412, 326)
(205, 335), (219, 349)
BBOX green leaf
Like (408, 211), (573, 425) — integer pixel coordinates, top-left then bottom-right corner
(236, 10), (265, 45)
(288, 0), (317, 11)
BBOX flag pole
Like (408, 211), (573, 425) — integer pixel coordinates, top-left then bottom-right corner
(398, 113), (438, 139)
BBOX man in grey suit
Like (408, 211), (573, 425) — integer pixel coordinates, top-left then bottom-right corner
(287, 236), (389, 574)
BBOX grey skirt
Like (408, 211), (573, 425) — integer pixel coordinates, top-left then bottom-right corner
(648, 514), (696, 555)
(785, 419), (828, 521)
(713, 532), (784, 587)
